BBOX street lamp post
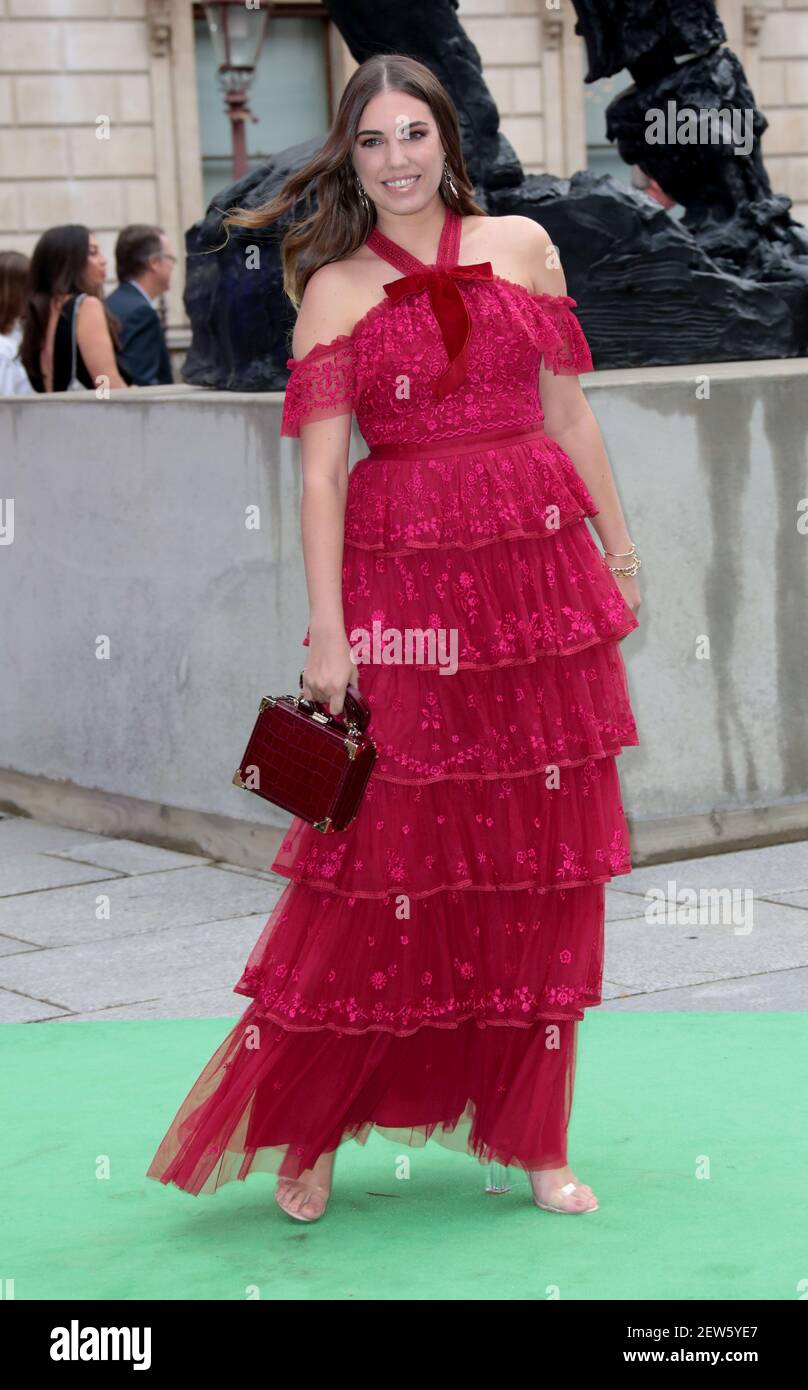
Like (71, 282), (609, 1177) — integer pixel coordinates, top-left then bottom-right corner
(204, 1), (270, 181)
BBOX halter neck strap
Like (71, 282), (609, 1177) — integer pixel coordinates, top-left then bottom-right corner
(365, 204), (461, 276)
(363, 205), (489, 403)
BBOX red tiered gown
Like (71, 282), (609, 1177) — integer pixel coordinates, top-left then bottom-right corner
(146, 206), (640, 1194)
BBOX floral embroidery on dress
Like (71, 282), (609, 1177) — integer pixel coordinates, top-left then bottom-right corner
(280, 267), (593, 449)
(239, 209), (636, 1046)
(281, 337), (356, 438)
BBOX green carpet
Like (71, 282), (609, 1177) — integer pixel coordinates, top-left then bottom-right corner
(2, 1012), (802, 1300)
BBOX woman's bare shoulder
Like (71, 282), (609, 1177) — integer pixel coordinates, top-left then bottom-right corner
(292, 250), (383, 358)
(291, 259), (364, 358)
(76, 294), (107, 325)
(462, 213), (568, 295)
(510, 216), (569, 295)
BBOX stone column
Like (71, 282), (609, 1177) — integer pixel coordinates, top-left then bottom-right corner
(147, 0), (204, 358)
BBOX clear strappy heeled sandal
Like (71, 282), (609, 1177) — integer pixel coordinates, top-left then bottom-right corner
(484, 1161), (512, 1194)
(274, 1177), (330, 1222)
(532, 1178), (599, 1214)
(485, 1162), (598, 1212)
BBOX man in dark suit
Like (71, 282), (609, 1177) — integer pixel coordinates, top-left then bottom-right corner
(106, 225), (176, 385)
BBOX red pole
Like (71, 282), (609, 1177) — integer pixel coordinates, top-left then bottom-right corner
(227, 88), (249, 181)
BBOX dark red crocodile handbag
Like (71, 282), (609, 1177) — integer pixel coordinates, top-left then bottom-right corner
(232, 681), (377, 833)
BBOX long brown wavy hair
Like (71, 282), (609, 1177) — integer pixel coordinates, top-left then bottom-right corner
(20, 224), (121, 388)
(222, 53), (487, 309)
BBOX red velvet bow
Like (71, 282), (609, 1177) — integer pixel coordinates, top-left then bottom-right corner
(382, 261), (494, 400)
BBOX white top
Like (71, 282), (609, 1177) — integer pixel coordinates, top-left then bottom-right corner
(0, 322), (34, 396)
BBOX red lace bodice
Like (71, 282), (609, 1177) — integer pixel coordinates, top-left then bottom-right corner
(281, 206), (593, 447)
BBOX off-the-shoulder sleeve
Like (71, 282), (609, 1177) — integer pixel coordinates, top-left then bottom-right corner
(280, 335), (356, 437)
(531, 292), (594, 375)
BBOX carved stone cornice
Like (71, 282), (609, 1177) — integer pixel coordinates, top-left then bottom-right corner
(147, 0), (172, 59)
(743, 5), (767, 49)
(542, 16), (564, 53)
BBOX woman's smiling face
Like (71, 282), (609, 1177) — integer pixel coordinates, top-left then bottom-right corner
(352, 89), (444, 213)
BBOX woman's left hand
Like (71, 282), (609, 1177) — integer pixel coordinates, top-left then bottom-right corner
(610, 571), (641, 620)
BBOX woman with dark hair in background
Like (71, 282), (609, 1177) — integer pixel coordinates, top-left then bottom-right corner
(20, 224), (129, 393)
(0, 251), (34, 396)
(147, 53), (642, 1223)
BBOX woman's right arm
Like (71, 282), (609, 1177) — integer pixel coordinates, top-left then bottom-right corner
(75, 295), (129, 390)
(292, 265), (358, 717)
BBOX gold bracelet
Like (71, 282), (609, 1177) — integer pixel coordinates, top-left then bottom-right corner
(604, 541), (636, 557)
(606, 554), (642, 577)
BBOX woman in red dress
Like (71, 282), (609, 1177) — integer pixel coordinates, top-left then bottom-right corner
(146, 55), (641, 1222)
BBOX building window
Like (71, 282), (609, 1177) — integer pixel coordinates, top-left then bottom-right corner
(584, 69), (634, 186)
(193, 4), (331, 207)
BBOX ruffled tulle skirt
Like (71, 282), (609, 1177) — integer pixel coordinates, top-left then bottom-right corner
(146, 1002), (580, 1193)
(146, 424), (639, 1193)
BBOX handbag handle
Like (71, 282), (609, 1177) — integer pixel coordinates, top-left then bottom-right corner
(296, 682), (371, 734)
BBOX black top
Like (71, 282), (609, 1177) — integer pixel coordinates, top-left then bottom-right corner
(30, 294), (131, 392)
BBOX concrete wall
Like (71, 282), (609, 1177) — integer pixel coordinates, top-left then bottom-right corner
(2, 362), (807, 868)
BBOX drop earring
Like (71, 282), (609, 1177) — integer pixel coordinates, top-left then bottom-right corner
(354, 174), (370, 212)
(443, 158), (458, 197)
